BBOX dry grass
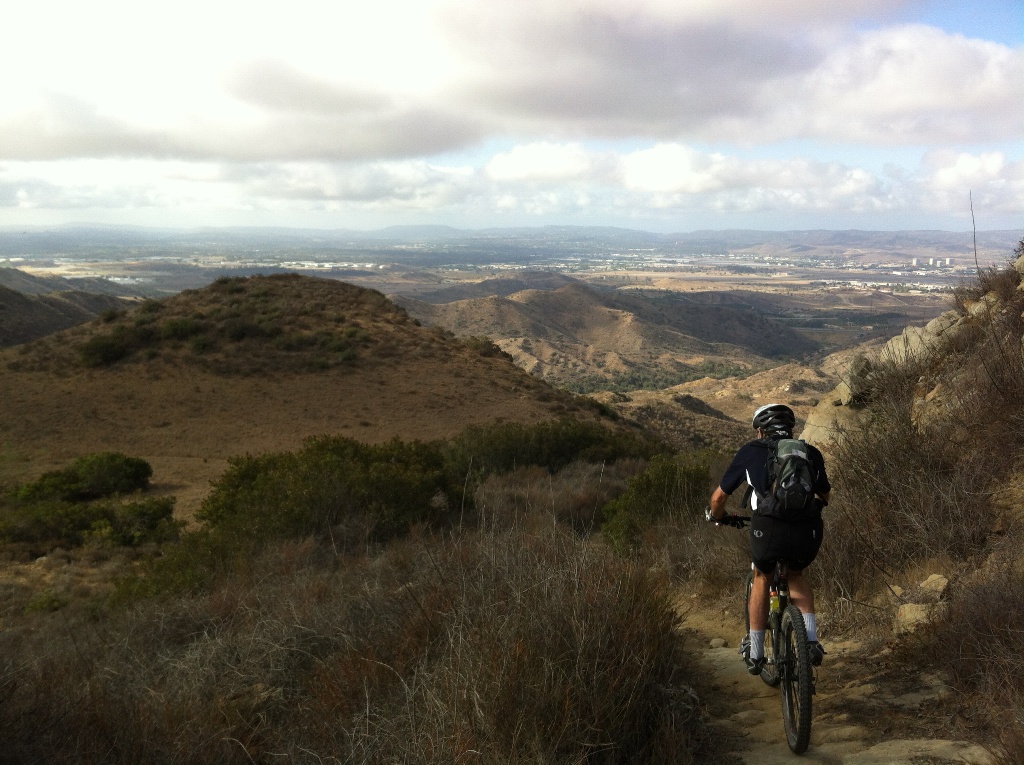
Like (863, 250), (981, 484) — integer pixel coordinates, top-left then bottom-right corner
(0, 525), (706, 764)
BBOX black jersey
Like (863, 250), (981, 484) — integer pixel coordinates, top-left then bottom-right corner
(719, 438), (831, 514)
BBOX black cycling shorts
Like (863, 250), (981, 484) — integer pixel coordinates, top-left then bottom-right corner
(749, 513), (824, 574)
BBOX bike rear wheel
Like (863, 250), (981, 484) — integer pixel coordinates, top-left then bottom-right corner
(779, 605), (813, 753)
(744, 571), (779, 687)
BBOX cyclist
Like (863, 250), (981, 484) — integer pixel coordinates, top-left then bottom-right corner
(706, 403), (831, 674)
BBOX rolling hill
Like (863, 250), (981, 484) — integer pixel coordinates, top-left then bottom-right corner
(397, 276), (821, 391)
(0, 274), (603, 516)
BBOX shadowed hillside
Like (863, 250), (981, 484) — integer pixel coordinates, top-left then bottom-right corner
(0, 284), (129, 347)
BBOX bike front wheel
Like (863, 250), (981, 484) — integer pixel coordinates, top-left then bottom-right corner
(779, 605), (813, 753)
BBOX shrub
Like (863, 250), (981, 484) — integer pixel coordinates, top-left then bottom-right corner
(221, 317), (271, 341)
(197, 436), (458, 548)
(0, 496), (178, 548)
(447, 418), (663, 478)
(462, 335), (513, 360)
(160, 317), (206, 340)
(473, 460), (642, 534)
(79, 325), (158, 366)
(816, 259), (1024, 625)
(99, 308), (123, 323)
(17, 452), (153, 503)
(953, 262), (1022, 314)
(138, 299), (164, 314)
(602, 451), (714, 552)
(916, 551), (1024, 762)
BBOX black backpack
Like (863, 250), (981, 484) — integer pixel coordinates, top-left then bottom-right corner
(753, 438), (819, 520)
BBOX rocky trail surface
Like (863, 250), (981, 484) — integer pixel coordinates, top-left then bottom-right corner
(679, 601), (997, 765)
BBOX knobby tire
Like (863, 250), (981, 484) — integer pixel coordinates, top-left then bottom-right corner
(779, 605), (813, 754)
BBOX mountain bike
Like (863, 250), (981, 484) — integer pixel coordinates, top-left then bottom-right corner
(720, 513), (815, 754)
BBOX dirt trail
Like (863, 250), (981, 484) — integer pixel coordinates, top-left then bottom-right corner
(678, 599), (996, 765)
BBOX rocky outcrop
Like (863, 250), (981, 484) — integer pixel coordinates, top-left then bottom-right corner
(893, 574), (950, 636)
(798, 250), (1024, 448)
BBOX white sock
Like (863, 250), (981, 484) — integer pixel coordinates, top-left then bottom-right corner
(750, 630), (765, 660)
(803, 612), (818, 642)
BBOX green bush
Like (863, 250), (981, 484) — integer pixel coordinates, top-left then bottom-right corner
(79, 325), (158, 366)
(0, 496), (178, 547)
(197, 436), (458, 546)
(447, 418), (663, 477)
(463, 335), (513, 360)
(160, 317), (206, 340)
(17, 452), (153, 503)
(602, 452), (713, 552)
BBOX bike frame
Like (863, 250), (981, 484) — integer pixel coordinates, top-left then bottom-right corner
(735, 518), (815, 754)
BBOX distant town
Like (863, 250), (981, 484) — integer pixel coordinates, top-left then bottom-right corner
(0, 224), (1018, 297)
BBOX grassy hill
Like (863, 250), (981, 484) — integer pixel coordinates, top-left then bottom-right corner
(0, 273), (601, 516)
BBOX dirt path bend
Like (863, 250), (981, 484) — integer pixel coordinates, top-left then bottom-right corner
(679, 601), (996, 765)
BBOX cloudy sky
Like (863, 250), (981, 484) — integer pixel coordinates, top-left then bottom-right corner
(1, 0), (1021, 232)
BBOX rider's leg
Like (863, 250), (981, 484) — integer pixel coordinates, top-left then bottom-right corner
(788, 570), (819, 642)
(748, 568), (770, 660)
(749, 568), (770, 629)
(787, 570), (815, 614)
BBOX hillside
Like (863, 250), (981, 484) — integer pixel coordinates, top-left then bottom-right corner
(0, 274), (601, 516)
(0, 266), (136, 297)
(0, 284), (129, 347)
(398, 279), (815, 391)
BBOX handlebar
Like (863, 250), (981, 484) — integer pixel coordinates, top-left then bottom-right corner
(704, 507), (751, 528)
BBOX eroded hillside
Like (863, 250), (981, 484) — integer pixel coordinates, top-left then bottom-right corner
(400, 279), (817, 392)
(396, 272), (949, 395)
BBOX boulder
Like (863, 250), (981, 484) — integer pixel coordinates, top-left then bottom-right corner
(965, 293), (1000, 321)
(894, 603), (933, 635)
(924, 310), (963, 338)
(799, 391), (866, 449)
(895, 602), (948, 635)
(919, 574), (949, 599)
(880, 325), (933, 365)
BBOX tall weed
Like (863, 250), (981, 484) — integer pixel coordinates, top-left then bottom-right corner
(2, 527), (706, 764)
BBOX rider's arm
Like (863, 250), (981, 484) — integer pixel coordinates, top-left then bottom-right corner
(708, 486), (730, 521)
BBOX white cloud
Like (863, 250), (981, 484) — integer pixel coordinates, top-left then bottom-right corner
(0, 1), (1021, 228)
(924, 150), (1007, 189)
(802, 26), (1024, 144)
(485, 143), (603, 182)
(622, 145), (730, 193)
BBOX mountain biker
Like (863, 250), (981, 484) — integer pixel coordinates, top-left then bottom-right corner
(706, 403), (831, 674)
